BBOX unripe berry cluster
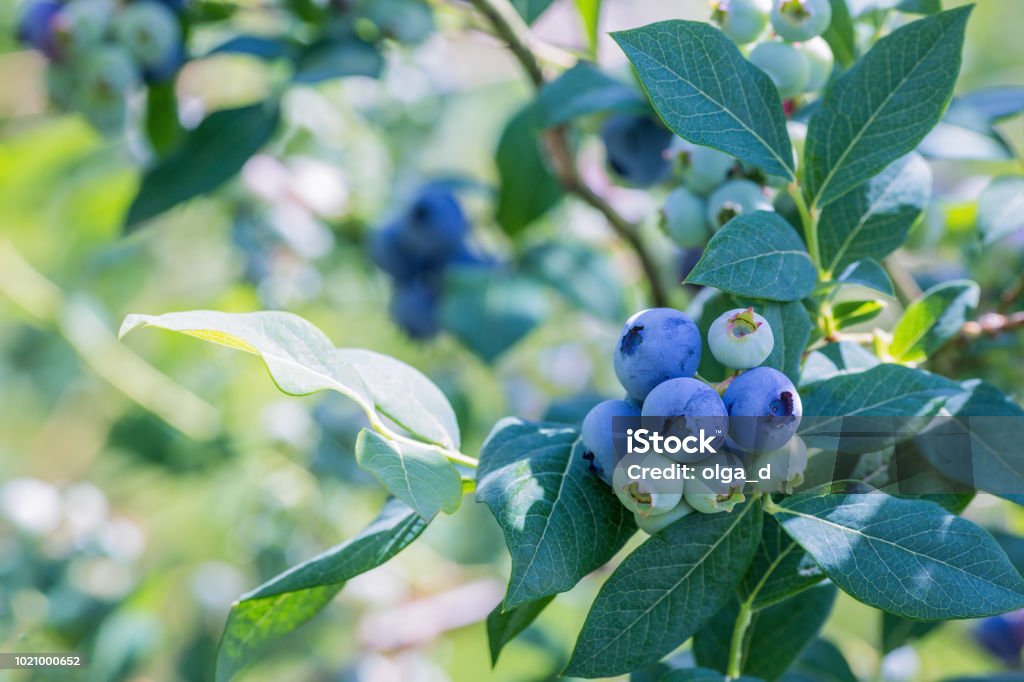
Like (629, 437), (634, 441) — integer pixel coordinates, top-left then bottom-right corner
(581, 307), (805, 533)
(369, 186), (492, 340)
(17, 0), (185, 133)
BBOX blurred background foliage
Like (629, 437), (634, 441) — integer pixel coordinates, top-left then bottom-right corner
(0, 0), (1023, 680)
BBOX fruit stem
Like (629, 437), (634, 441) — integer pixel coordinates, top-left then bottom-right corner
(788, 183), (821, 273)
(727, 598), (753, 678)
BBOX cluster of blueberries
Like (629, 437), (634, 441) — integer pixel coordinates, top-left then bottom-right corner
(369, 186), (490, 340)
(17, 0), (185, 132)
(581, 307), (806, 534)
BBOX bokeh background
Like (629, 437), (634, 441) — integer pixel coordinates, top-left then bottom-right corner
(1, 0), (1023, 680)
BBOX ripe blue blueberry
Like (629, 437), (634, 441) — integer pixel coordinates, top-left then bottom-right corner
(600, 114), (673, 187)
(684, 450), (747, 514)
(797, 37), (834, 92)
(749, 41), (810, 99)
(114, 1), (183, 69)
(581, 399), (641, 486)
(612, 452), (684, 518)
(708, 307), (774, 369)
(389, 278), (441, 339)
(613, 308), (702, 402)
(711, 0), (771, 45)
(394, 187), (470, 265)
(17, 0), (62, 59)
(723, 366), (802, 453)
(706, 179), (773, 229)
(748, 435), (808, 493)
(770, 0), (833, 42)
(635, 499), (694, 534)
(662, 187), (709, 248)
(973, 610), (1024, 668)
(680, 145), (736, 195)
(641, 378), (728, 463)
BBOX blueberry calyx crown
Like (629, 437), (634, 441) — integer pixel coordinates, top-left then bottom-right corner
(727, 307), (762, 338)
(769, 390), (797, 425)
(620, 324), (644, 355)
(779, 0), (811, 19)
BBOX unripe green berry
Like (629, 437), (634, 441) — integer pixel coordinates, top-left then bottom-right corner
(748, 435), (808, 493)
(684, 451), (746, 514)
(680, 145), (736, 195)
(662, 187), (709, 248)
(706, 179), (773, 229)
(75, 45), (138, 132)
(113, 0), (182, 68)
(635, 499), (694, 534)
(52, 0), (114, 57)
(709, 307), (775, 369)
(749, 41), (810, 99)
(711, 0), (771, 45)
(797, 36), (834, 92)
(613, 452), (685, 518)
(770, 0), (832, 42)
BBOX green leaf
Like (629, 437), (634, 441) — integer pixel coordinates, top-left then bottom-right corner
(760, 301), (813, 384)
(208, 35), (298, 60)
(486, 596), (554, 665)
(832, 259), (895, 296)
(510, 0), (555, 23)
(774, 494), (1024, 619)
(440, 268), (551, 363)
(215, 498), (428, 681)
(818, 153), (931, 276)
(804, 7), (971, 209)
(739, 515), (825, 610)
(476, 420), (636, 609)
(144, 81), (184, 157)
(536, 62), (646, 128)
(662, 670), (764, 682)
(574, 0), (602, 54)
(611, 21), (794, 179)
(890, 280), (979, 363)
(564, 502), (762, 678)
(919, 100), (1016, 161)
(495, 105), (564, 235)
(521, 241), (625, 321)
(125, 103), (280, 229)
(800, 341), (880, 385)
(832, 300), (885, 329)
(962, 86), (1024, 122)
(355, 430), (462, 520)
(881, 611), (941, 654)
(823, 0), (857, 68)
(695, 584), (837, 681)
(978, 176), (1024, 246)
(687, 212), (817, 302)
(780, 639), (857, 682)
(119, 311), (461, 450)
(293, 39), (383, 83)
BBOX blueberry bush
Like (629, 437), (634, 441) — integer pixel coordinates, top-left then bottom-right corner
(6, 0), (1024, 680)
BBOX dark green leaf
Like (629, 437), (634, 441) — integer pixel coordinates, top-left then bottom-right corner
(476, 420), (636, 609)
(832, 259), (895, 296)
(564, 502), (762, 678)
(612, 21), (794, 179)
(486, 596), (554, 665)
(919, 100), (1016, 161)
(216, 499), (428, 681)
(804, 7), (971, 208)
(978, 176), (1024, 246)
(833, 300), (885, 329)
(961, 86), (1024, 122)
(760, 301), (813, 384)
(355, 429), (462, 520)
(881, 611), (941, 653)
(495, 105), (564, 235)
(510, 0), (555, 23)
(695, 584), (837, 681)
(818, 154), (931, 276)
(662, 669), (763, 682)
(800, 341), (880, 385)
(536, 62), (646, 128)
(208, 35), (297, 60)
(897, 0), (941, 14)
(144, 81), (184, 157)
(687, 212), (817, 302)
(522, 241), (625, 321)
(780, 639), (857, 682)
(293, 39), (383, 83)
(823, 0), (857, 68)
(775, 494), (1024, 619)
(125, 103), (280, 229)
(440, 268), (550, 363)
(739, 515), (825, 610)
(890, 280), (979, 362)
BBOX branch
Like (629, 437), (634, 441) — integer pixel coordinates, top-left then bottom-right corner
(960, 311), (1024, 339)
(463, 0), (670, 308)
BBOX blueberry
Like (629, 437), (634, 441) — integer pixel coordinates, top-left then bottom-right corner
(113, 1), (183, 69)
(581, 399), (641, 485)
(613, 308), (702, 402)
(601, 114), (673, 187)
(712, 0), (771, 45)
(641, 378), (728, 463)
(635, 499), (694, 534)
(706, 179), (773, 229)
(75, 46), (140, 133)
(17, 0), (62, 59)
(662, 187), (709, 248)
(796, 36), (834, 93)
(394, 187), (470, 265)
(51, 0), (114, 58)
(389, 278), (441, 339)
(770, 0), (832, 42)
(143, 41), (186, 84)
(973, 610), (1024, 668)
(723, 366), (802, 453)
(749, 41), (810, 99)
(684, 450), (747, 513)
(612, 452), (684, 518)
(748, 435), (808, 493)
(680, 145), (737, 195)
(708, 307), (775, 369)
